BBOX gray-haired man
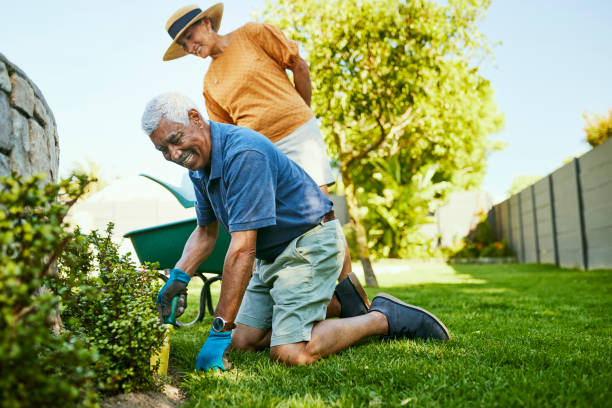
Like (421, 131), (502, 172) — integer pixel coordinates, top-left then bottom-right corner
(141, 93), (450, 370)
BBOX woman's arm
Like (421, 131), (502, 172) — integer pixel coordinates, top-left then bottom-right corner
(292, 56), (312, 107)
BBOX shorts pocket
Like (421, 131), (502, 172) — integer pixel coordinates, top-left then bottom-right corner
(294, 223), (340, 265)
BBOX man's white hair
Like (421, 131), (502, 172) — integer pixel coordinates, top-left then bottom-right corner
(141, 92), (199, 136)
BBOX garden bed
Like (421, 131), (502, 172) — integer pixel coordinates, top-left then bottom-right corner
(101, 385), (182, 408)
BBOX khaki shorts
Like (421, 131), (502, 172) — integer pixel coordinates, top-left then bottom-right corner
(274, 117), (335, 187)
(235, 220), (344, 346)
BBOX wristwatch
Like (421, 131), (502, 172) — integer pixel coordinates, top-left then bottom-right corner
(212, 316), (235, 332)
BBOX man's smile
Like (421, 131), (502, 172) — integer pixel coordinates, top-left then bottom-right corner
(178, 151), (195, 167)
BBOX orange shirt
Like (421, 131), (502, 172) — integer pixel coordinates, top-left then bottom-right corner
(203, 22), (313, 143)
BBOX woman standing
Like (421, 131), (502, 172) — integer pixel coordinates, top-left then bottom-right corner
(163, 3), (334, 194)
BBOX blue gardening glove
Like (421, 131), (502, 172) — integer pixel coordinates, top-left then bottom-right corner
(156, 268), (190, 319)
(195, 328), (232, 372)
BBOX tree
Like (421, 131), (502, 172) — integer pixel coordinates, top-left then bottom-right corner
(262, 0), (504, 286)
(583, 109), (612, 147)
(357, 156), (450, 258)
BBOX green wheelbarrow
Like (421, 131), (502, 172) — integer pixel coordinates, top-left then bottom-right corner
(124, 174), (230, 327)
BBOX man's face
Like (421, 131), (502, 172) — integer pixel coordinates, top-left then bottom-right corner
(177, 19), (215, 59)
(149, 110), (210, 171)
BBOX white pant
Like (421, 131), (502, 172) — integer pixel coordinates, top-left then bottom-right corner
(274, 117), (335, 186)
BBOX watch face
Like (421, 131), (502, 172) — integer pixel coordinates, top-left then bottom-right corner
(212, 317), (225, 332)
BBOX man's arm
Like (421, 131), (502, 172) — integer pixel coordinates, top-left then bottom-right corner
(213, 230), (257, 325)
(292, 56), (312, 107)
(175, 221), (220, 276)
(156, 222), (219, 319)
(194, 229), (256, 372)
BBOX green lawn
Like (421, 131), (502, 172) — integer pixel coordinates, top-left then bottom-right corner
(168, 262), (611, 407)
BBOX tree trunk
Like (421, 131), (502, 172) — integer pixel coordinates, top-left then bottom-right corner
(342, 171), (379, 288)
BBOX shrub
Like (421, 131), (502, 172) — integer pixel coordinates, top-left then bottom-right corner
(480, 240), (510, 257)
(470, 219), (495, 246)
(452, 218), (514, 259)
(53, 224), (165, 395)
(1, 172), (166, 405)
(452, 242), (478, 259)
(583, 108), (612, 147)
(0, 173), (98, 408)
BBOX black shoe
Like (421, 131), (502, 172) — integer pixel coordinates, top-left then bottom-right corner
(369, 293), (451, 341)
(335, 272), (371, 318)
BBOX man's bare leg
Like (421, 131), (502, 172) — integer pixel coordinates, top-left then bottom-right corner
(232, 312), (388, 364)
(232, 324), (271, 351)
(233, 296), (449, 366)
(326, 295), (342, 317)
(269, 311), (388, 365)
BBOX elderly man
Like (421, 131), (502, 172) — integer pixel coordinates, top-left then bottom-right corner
(141, 93), (450, 370)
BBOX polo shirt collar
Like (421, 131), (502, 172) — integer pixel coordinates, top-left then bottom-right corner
(208, 121), (223, 181)
(190, 120), (222, 181)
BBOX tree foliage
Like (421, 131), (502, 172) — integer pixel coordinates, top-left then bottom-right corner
(357, 156), (450, 258)
(583, 108), (612, 147)
(262, 0), (503, 282)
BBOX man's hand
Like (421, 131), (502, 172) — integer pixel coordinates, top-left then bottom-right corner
(195, 328), (232, 371)
(156, 268), (191, 319)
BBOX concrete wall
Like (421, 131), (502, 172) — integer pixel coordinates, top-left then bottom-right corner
(488, 138), (612, 270)
(580, 138), (612, 269)
(0, 52), (58, 180)
(533, 177), (557, 264)
(520, 186), (538, 263)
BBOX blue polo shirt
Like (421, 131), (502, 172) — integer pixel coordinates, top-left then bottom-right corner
(189, 121), (333, 261)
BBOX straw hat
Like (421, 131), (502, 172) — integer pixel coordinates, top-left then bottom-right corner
(163, 3), (224, 61)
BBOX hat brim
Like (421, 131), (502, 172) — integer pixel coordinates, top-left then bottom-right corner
(163, 3), (224, 61)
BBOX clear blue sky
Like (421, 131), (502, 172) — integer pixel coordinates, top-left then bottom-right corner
(1, 1), (610, 202)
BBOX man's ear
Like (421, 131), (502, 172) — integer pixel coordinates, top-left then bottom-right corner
(188, 109), (203, 126)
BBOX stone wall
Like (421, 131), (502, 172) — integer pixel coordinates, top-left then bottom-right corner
(0, 52), (59, 180)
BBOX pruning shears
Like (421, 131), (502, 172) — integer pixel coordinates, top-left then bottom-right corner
(164, 296), (180, 326)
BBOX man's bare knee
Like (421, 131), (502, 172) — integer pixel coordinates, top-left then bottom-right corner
(232, 324), (270, 351)
(270, 342), (319, 366)
(231, 334), (257, 351)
